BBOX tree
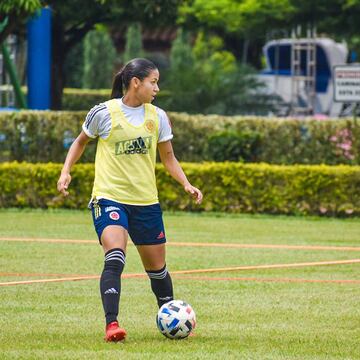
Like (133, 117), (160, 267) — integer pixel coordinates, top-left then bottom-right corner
(169, 28), (194, 71)
(178, 0), (293, 66)
(178, 0), (360, 65)
(48, 0), (182, 109)
(3, 0), (181, 108)
(82, 27), (116, 89)
(123, 23), (144, 63)
(64, 41), (83, 88)
(164, 28), (197, 112)
(179, 0), (292, 37)
(0, 0), (41, 44)
(164, 29), (270, 115)
(1, 0), (181, 108)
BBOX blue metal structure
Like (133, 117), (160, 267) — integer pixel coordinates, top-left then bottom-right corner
(27, 7), (51, 110)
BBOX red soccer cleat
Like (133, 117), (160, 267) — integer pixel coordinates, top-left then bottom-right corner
(105, 321), (127, 342)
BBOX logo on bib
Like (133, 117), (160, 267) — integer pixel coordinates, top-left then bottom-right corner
(115, 136), (152, 155)
(145, 119), (155, 133)
(109, 211), (120, 220)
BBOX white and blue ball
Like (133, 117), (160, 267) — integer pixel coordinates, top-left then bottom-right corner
(156, 300), (196, 339)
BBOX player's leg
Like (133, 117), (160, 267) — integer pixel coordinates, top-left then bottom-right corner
(137, 243), (174, 307)
(129, 203), (174, 308)
(100, 225), (128, 341)
(91, 200), (129, 341)
(100, 226), (128, 321)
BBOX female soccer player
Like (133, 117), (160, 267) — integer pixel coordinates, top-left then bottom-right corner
(57, 58), (202, 342)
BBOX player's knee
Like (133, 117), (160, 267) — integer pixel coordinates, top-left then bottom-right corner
(103, 248), (126, 275)
(146, 264), (169, 280)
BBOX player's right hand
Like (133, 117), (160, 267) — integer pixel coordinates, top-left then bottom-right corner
(57, 173), (72, 196)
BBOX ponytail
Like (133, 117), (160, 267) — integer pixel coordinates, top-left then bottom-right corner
(111, 71), (124, 99)
(110, 58), (157, 99)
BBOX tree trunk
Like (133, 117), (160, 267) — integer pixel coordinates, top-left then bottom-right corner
(51, 15), (65, 110)
(50, 16), (96, 109)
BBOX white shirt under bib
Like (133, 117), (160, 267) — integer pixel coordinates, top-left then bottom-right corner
(82, 98), (173, 142)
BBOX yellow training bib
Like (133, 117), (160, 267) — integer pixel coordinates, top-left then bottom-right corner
(92, 99), (159, 205)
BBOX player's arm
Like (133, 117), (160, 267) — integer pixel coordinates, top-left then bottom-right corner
(158, 140), (203, 204)
(57, 130), (92, 196)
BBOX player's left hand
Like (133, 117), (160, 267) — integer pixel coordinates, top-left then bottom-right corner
(184, 184), (203, 204)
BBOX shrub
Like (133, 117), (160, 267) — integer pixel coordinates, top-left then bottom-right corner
(82, 28), (116, 89)
(164, 30), (275, 115)
(62, 88), (111, 111)
(0, 111), (359, 165)
(64, 41), (84, 88)
(0, 110), (96, 163)
(123, 23), (144, 63)
(61, 88), (170, 111)
(205, 130), (262, 162)
(0, 162), (359, 217)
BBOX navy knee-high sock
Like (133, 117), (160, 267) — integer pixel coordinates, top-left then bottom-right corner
(146, 265), (174, 308)
(100, 248), (125, 325)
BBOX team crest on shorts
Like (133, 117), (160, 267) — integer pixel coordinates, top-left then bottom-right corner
(144, 119), (155, 133)
(109, 211), (120, 220)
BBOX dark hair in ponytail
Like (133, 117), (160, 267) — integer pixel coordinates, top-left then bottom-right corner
(111, 58), (158, 99)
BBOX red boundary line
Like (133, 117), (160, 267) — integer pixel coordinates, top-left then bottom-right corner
(2, 273), (359, 285)
(0, 272), (87, 277)
(170, 259), (360, 274)
(1, 237), (360, 252)
(174, 275), (360, 284)
(0, 258), (359, 287)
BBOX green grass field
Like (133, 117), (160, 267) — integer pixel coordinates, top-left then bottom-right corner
(0, 209), (359, 360)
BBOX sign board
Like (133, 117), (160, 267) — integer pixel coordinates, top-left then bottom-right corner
(334, 65), (360, 102)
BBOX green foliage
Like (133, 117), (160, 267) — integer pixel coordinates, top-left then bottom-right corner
(39, 0), (180, 108)
(0, 111), (360, 165)
(164, 30), (273, 115)
(0, 110), (95, 163)
(171, 114), (360, 165)
(62, 88), (110, 110)
(1, 162), (359, 216)
(179, 0), (293, 36)
(169, 28), (194, 71)
(61, 88), (170, 110)
(64, 42), (84, 88)
(0, 0), (41, 15)
(123, 23), (144, 63)
(177, 0), (360, 85)
(163, 28), (198, 112)
(179, 0), (360, 48)
(0, 0), (41, 44)
(206, 130), (262, 162)
(82, 29), (116, 89)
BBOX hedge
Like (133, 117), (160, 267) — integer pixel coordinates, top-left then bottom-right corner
(62, 88), (170, 111)
(0, 162), (359, 216)
(169, 113), (360, 165)
(62, 88), (110, 111)
(0, 111), (359, 165)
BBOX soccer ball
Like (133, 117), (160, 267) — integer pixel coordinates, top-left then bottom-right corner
(156, 300), (196, 339)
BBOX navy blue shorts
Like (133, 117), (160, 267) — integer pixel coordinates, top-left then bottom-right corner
(91, 198), (166, 246)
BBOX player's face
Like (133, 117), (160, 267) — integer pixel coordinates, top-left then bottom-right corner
(136, 69), (160, 103)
